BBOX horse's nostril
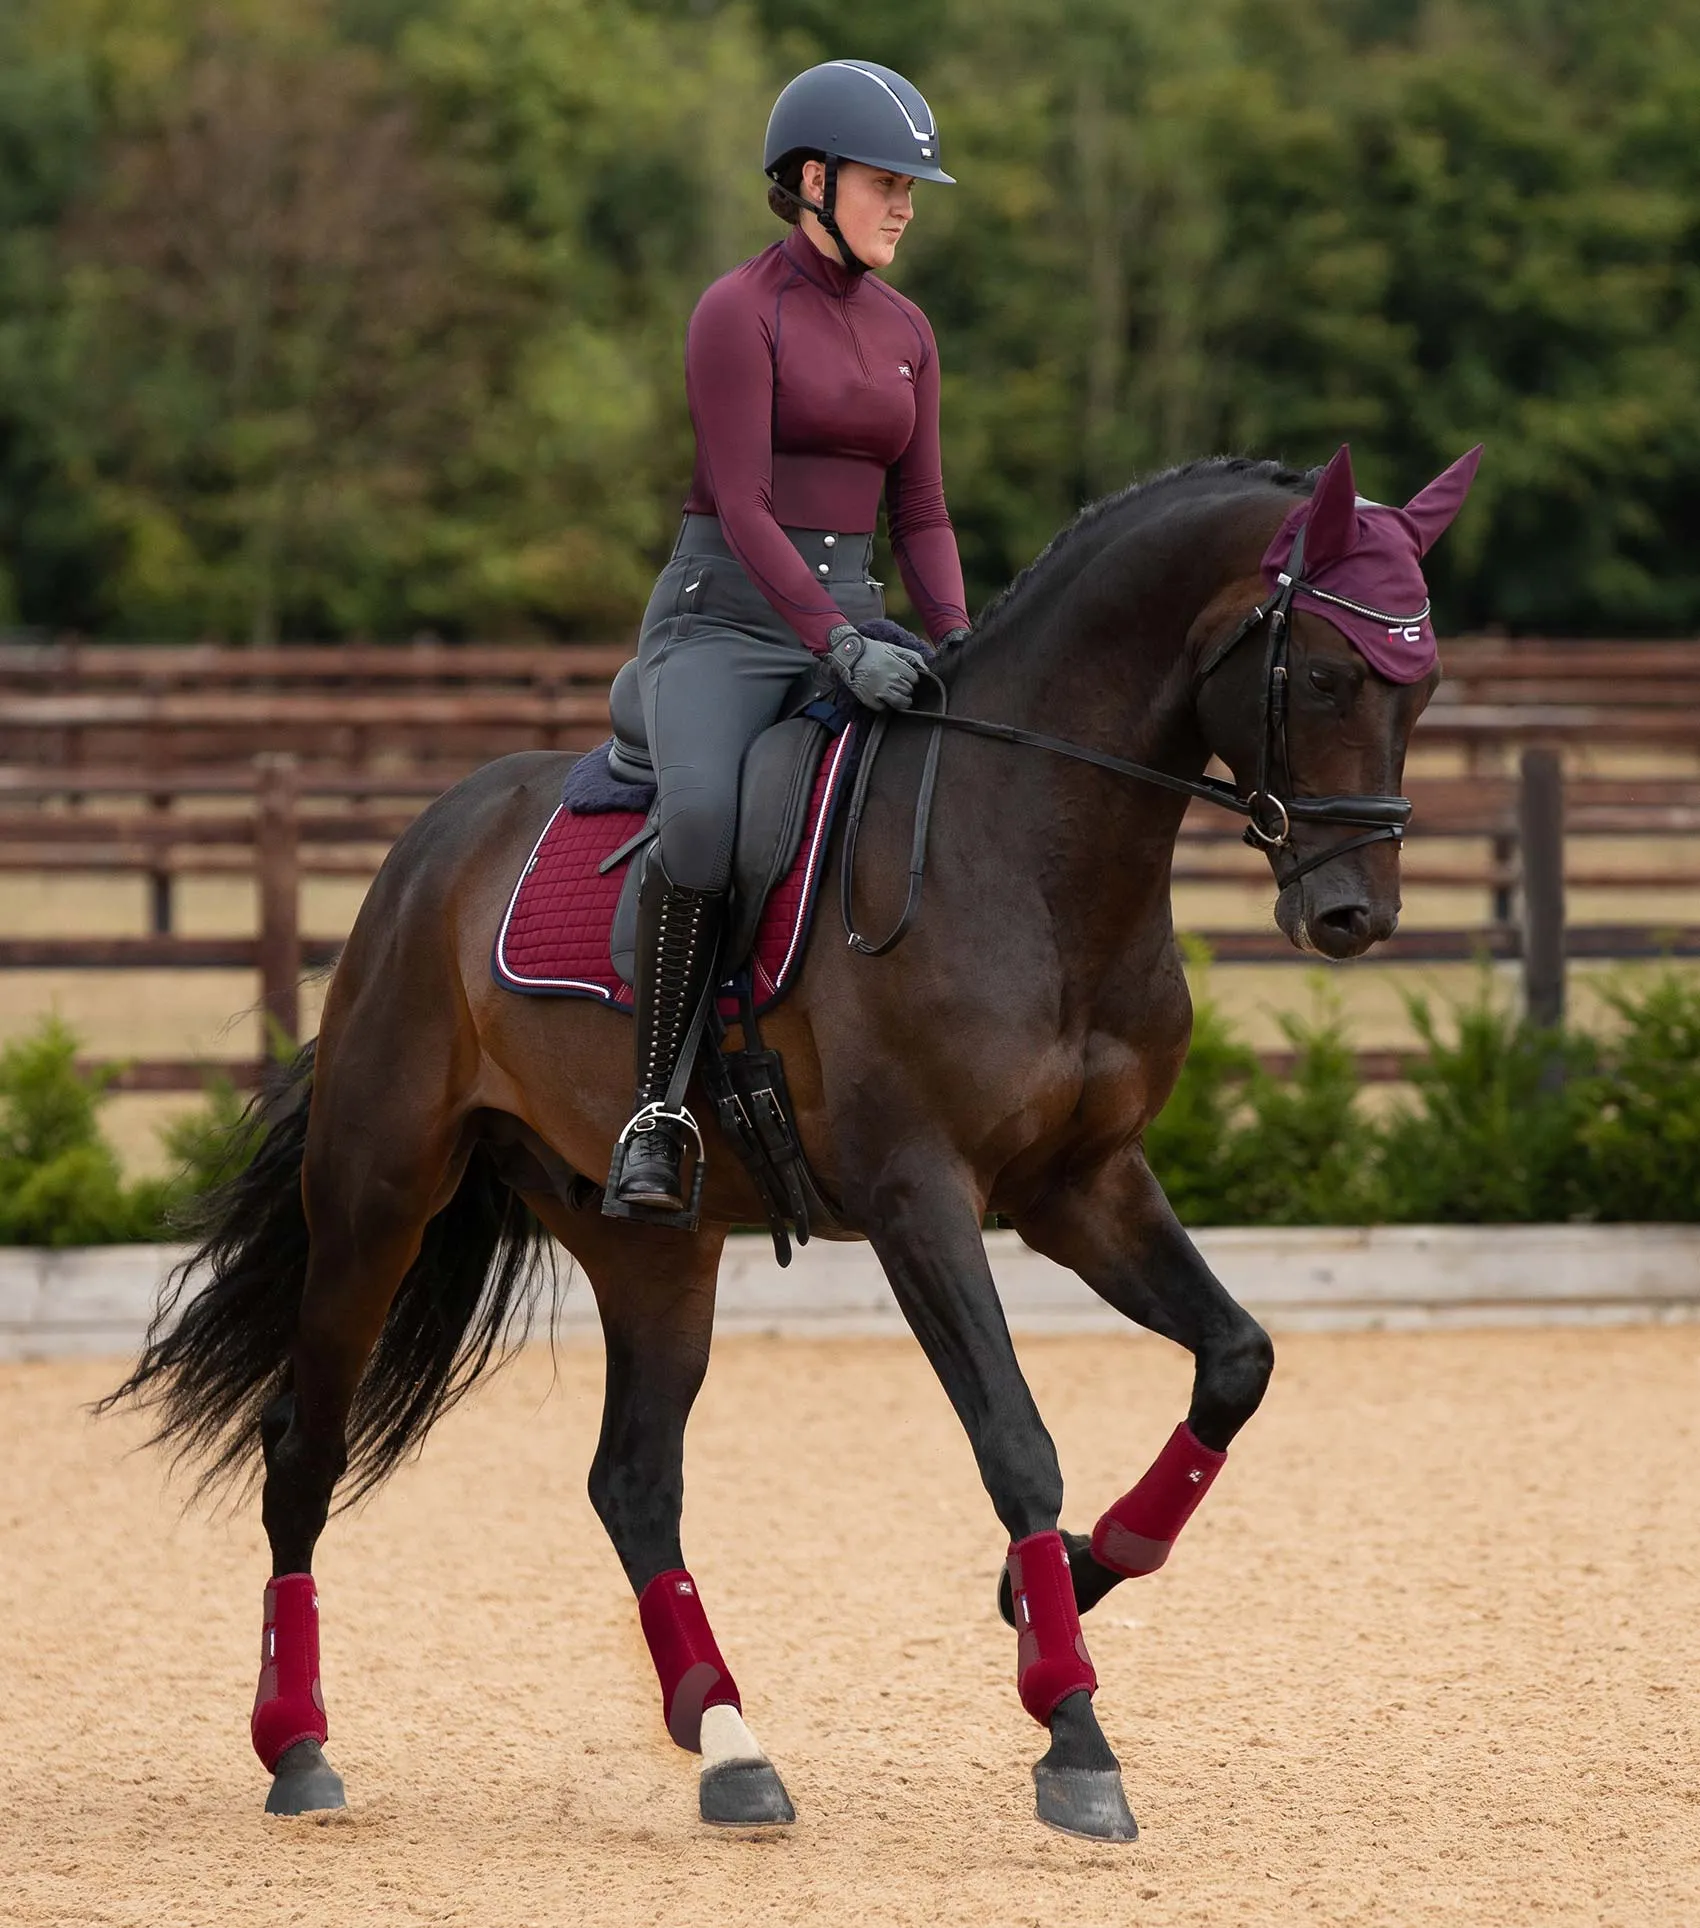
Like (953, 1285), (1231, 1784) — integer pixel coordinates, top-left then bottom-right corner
(1318, 904), (1371, 938)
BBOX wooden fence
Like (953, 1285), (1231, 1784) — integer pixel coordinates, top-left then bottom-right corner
(3, 638), (1698, 1087)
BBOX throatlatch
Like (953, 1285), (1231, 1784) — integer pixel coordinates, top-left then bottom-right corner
(638, 1569), (742, 1753)
(251, 1573), (327, 1771)
(1090, 1422), (1227, 1578)
(1006, 1531), (1098, 1724)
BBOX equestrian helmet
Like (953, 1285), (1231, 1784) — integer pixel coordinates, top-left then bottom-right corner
(763, 60), (955, 185)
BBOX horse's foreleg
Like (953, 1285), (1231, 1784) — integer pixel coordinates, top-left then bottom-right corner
(862, 1158), (1137, 1843)
(1016, 1146), (1274, 1618)
(540, 1209), (795, 1829)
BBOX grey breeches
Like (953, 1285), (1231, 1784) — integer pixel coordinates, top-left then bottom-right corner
(637, 515), (882, 893)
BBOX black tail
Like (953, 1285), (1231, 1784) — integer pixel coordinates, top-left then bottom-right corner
(101, 1039), (557, 1505)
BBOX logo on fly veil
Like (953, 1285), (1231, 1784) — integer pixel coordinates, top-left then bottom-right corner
(1389, 624), (1424, 645)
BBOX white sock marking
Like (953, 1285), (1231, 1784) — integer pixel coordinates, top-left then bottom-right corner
(699, 1703), (767, 1770)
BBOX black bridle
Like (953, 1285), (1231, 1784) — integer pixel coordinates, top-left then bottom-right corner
(1189, 521), (1416, 881)
(840, 522), (1419, 957)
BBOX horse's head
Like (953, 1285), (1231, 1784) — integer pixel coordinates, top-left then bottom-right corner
(1193, 442), (1481, 959)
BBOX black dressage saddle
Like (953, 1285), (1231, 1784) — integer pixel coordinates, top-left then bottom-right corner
(603, 657), (834, 984)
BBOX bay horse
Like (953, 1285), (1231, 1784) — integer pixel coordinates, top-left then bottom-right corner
(106, 443), (1478, 1841)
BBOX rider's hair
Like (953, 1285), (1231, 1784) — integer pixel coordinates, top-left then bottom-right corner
(766, 150), (817, 226)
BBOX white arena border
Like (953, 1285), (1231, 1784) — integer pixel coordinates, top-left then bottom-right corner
(3, 1226), (1699, 1361)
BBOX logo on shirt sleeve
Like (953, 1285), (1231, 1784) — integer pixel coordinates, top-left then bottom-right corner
(898, 361), (914, 382)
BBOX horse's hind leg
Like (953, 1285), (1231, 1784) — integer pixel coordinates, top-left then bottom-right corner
(522, 1202), (795, 1829)
(256, 1076), (467, 1816)
(1015, 1146), (1274, 1619)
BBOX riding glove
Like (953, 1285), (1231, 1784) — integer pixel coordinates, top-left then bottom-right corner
(823, 624), (926, 711)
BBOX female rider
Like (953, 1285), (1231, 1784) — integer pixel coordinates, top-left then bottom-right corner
(609, 59), (972, 1215)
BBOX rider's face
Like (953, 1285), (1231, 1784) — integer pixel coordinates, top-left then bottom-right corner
(799, 159), (915, 270)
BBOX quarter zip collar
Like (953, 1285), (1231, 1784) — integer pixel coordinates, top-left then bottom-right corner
(782, 224), (864, 298)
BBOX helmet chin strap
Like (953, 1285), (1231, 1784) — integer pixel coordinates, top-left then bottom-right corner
(770, 155), (869, 275)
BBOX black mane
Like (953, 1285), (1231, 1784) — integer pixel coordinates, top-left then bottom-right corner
(963, 455), (1316, 646)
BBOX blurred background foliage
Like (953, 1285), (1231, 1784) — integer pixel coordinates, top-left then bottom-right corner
(4, 0), (1700, 642)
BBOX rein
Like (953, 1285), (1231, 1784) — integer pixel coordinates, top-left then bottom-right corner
(839, 523), (1415, 958)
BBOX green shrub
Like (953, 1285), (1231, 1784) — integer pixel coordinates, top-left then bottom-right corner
(0, 1015), (113, 1168)
(1576, 971), (1700, 1221)
(0, 1141), (143, 1247)
(1144, 959), (1700, 1227)
(0, 1019), (146, 1245)
(1374, 978), (1595, 1224)
(1146, 966), (1381, 1226)
(0, 1017), (262, 1245)
(1227, 984), (1383, 1227)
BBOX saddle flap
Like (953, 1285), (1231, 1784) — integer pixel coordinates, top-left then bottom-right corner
(609, 814), (656, 985)
(724, 716), (830, 972)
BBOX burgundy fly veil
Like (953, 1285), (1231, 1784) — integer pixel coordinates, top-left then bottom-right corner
(1261, 443), (1482, 683)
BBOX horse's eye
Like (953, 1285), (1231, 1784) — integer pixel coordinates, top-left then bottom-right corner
(1308, 667), (1339, 695)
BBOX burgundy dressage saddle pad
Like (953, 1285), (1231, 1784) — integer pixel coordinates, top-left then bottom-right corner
(492, 723), (857, 1015)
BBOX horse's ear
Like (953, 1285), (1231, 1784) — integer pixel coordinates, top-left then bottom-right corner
(1403, 445), (1483, 555)
(1299, 444), (1360, 572)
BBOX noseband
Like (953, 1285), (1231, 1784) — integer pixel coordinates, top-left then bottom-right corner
(840, 521), (1417, 957)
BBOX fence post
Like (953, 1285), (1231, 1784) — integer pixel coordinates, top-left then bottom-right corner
(255, 752), (301, 1049)
(148, 789), (174, 935)
(1518, 746), (1565, 1028)
(1468, 739), (1517, 936)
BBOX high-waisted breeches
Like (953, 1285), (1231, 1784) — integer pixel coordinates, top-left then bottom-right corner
(637, 515), (882, 893)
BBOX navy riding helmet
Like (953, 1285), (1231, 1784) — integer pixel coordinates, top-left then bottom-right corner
(763, 61), (955, 271)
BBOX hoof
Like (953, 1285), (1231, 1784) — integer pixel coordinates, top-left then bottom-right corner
(264, 1739), (347, 1817)
(1033, 1762), (1138, 1842)
(699, 1759), (796, 1828)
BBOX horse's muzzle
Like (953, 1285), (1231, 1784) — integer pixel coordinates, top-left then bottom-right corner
(1276, 877), (1400, 959)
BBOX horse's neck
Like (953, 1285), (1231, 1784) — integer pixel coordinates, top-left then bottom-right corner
(947, 553), (1211, 823)
(938, 538), (1221, 963)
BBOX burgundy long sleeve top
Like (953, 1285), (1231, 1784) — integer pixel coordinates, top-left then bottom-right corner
(682, 224), (970, 654)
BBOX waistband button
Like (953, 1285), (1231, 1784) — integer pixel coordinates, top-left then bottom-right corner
(824, 534), (837, 547)
(817, 562), (830, 576)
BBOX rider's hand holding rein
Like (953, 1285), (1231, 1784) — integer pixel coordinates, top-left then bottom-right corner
(824, 623), (927, 710)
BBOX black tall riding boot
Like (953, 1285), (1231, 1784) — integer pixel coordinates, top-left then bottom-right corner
(606, 849), (726, 1216)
